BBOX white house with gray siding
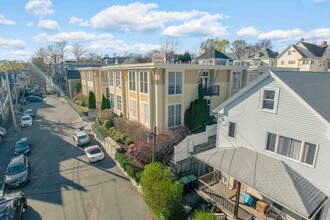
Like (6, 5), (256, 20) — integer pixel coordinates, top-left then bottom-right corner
(195, 70), (330, 220)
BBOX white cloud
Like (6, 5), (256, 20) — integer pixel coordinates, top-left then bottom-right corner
(33, 31), (96, 43)
(303, 28), (330, 42)
(38, 19), (59, 30)
(27, 22), (34, 27)
(162, 14), (227, 37)
(0, 14), (16, 25)
(236, 26), (260, 37)
(90, 2), (203, 32)
(69, 17), (90, 26)
(25, 0), (54, 15)
(5, 50), (31, 59)
(0, 37), (26, 49)
(96, 33), (115, 40)
(257, 28), (304, 40)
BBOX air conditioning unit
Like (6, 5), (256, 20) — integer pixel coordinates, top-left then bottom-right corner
(256, 201), (269, 214)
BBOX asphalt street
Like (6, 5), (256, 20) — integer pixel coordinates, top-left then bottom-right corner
(0, 95), (151, 220)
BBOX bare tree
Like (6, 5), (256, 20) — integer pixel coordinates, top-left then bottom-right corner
(160, 38), (180, 63)
(32, 47), (49, 73)
(55, 40), (67, 74)
(72, 43), (86, 62)
(231, 39), (248, 58)
(257, 39), (273, 49)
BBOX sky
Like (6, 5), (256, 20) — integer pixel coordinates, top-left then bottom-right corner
(0, 0), (329, 61)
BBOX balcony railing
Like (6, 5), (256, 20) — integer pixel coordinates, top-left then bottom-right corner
(198, 84), (220, 97)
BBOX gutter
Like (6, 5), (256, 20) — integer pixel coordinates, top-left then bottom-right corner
(308, 197), (329, 220)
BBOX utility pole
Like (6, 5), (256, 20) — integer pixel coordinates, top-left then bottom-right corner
(152, 126), (157, 162)
(5, 60), (18, 131)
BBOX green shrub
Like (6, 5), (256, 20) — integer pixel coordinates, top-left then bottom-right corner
(109, 127), (117, 135)
(113, 133), (122, 142)
(120, 133), (129, 143)
(103, 120), (113, 129)
(91, 123), (109, 140)
(124, 137), (133, 146)
(114, 153), (140, 181)
(124, 164), (135, 178)
(192, 210), (215, 220)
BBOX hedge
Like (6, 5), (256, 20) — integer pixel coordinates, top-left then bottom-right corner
(115, 152), (139, 181)
(68, 99), (88, 117)
(91, 123), (109, 140)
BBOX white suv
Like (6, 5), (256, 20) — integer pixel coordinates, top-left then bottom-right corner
(73, 130), (90, 147)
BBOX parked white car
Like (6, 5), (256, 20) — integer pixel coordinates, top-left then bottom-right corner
(73, 130), (90, 147)
(21, 115), (32, 127)
(84, 145), (104, 163)
(0, 127), (7, 137)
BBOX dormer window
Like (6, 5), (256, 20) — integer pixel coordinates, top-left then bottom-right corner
(288, 50), (292, 55)
(259, 88), (280, 113)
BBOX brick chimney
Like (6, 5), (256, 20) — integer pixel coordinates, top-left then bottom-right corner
(320, 41), (328, 48)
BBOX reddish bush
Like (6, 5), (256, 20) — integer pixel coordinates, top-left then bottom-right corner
(100, 109), (114, 120)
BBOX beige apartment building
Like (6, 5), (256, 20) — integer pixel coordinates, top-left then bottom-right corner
(79, 63), (249, 130)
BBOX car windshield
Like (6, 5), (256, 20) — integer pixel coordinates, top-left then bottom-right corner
(16, 141), (27, 149)
(90, 149), (101, 154)
(22, 117), (30, 121)
(78, 135), (87, 140)
(8, 164), (25, 175)
(26, 110), (33, 113)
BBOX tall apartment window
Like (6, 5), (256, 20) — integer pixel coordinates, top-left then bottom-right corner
(140, 71), (148, 94)
(101, 72), (108, 82)
(88, 72), (92, 81)
(129, 99), (137, 118)
(116, 71), (121, 88)
(260, 88), (279, 113)
(109, 71), (114, 87)
(277, 136), (302, 160)
(129, 71), (136, 91)
(105, 88), (110, 97)
(266, 132), (277, 152)
(109, 93), (114, 109)
(228, 122), (236, 138)
(207, 100), (211, 116)
(232, 72), (241, 91)
(301, 143), (317, 165)
(168, 72), (182, 95)
(140, 102), (149, 124)
(168, 104), (181, 127)
(116, 95), (122, 111)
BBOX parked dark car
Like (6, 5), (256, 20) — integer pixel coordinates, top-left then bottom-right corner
(0, 191), (27, 220)
(26, 95), (43, 102)
(4, 155), (31, 189)
(33, 91), (44, 98)
(14, 137), (31, 156)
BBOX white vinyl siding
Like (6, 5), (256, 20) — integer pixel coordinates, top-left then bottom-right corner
(129, 71), (136, 91)
(109, 71), (114, 87)
(168, 72), (182, 95)
(168, 104), (181, 127)
(129, 99), (137, 118)
(116, 95), (122, 111)
(116, 71), (121, 88)
(140, 71), (148, 94)
(140, 102), (148, 124)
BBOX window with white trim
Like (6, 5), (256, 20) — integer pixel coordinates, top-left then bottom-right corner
(116, 95), (122, 111)
(231, 72), (241, 91)
(140, 71), (148, 94)
(228, 122), (236, 138)
(100, 72), (108, 82)
(109, 71), (114, 87)
(168, 104), (181, 127)
(140, 102), (149, 124)
(260, 88), (279, 113)
(168, 72), (182, 95)
(105, 88), (110, 97)
(129, 99), (137, 118)
(109, 93), (114, 109)
(129, 71), (136, 91)
(265, 133), (318, 166)
(116, 71), (121, 88)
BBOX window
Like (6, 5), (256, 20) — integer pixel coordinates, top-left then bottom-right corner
(232, 72), (241, 91)
(140, 102), (149, 124)
(100, 72), (108, 82)
(129, 99), (137, 118)
(116, 71), (121, 88)
(109, 93), (114, 109)
(311, 60), (315, 65)
(116, 95), (122, 111)
(260, 88), (279, 112)
(129, 71), (136, 91)
(140, 71), (148, 94)
(228, 122), (236, 138)
(288, 60), (295, 64)
(277, 136), (301, 160)
(207, 100), (211, 116)
(105, 88), (110, 97)
(288, 50), (292, 55)
(266, 132), (277, 152)
(109, 71), (114, 87)
(168, 72), (182, 95)
(301, 143), (317, 165)
(168, 104), (182, 127)
(281, 61), (284, 65)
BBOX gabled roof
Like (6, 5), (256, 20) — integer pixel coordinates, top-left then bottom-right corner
(291, 45), (306, 57)
(197, 49), (230, 60)
(241, 48), (278, 60)
(300, 41), (327, 57)
(195, 147), (328, 219)
(214, 70), (330, 124)
(225, 52), (239, 60)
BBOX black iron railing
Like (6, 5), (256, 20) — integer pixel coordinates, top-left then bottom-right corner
(198, 84), (220, 97)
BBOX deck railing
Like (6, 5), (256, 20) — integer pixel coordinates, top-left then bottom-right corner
(198, 84), (220, 97)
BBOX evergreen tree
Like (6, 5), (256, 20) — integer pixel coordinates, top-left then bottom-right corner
(75, 81), (82, 93)
(184, 92), (208, 133)
(101, 94), (110, 111)
(88, 91), (97, 109)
